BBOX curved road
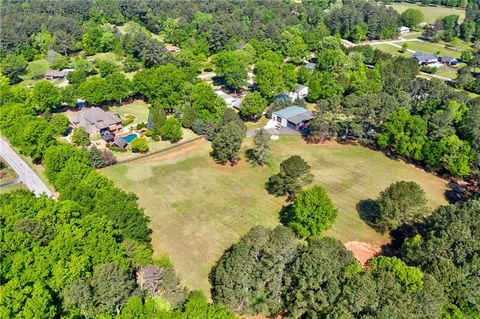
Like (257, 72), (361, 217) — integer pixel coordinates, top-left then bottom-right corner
(0, 137), (54, 198)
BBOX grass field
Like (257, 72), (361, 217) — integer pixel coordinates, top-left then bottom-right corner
(1, 182), (28, 193)
(19, 59), (53, 86)
(108, 100), (150, 124)
(402, 40), (462, 58)
(388, 2), (465, 23)
(371, 43), (412, 57)
(102, 136), (448, 294)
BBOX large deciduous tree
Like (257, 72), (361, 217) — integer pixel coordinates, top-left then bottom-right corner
(31, 81), (62, 112)
(0, 54), (28, 84)
(239, 92), (267, 120)
(285, 185), (337, 238)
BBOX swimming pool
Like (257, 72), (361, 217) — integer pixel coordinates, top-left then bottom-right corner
(122, 133), (138, 143)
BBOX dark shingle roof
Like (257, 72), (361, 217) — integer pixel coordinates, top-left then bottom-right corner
(114, 137), (128, 148)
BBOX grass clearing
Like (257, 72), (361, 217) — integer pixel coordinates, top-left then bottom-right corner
(388, 2), (465, 23)
(108, 100), (150, 124)
(19, 59), (51, 86)
(102, 136), (448, 294)
(1, 182), (28, 193)
(401, 40), (462, 57)
(89, 52), (124, 66)
(0, 159), (18, 184)
(371, 43), (412, 57)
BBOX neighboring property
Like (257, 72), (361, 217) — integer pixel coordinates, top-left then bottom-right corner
(215, 89), (242, 108)
(413, 52), (440, 66)
(272, 106), (313, 130)
(166, 45), (181, 53)
(439, 56), (458, 66)
(305, 62), (316, 71)
(69, 107), (122, 135)
(398, 26), (410, 35)
(44, 70), (66, 80)
(288, 84), (309, 101)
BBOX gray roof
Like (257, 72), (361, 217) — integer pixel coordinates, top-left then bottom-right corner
(295, 84), (307, 93)
(273, 106), (313, 125)
(413, 52), (438, 62)
(440, 56), (457, 63)
(305, 62), (316, 71)
(45, 70), (66, 77)
(70, 107), (121, 131)
(114, 137), (128, 148)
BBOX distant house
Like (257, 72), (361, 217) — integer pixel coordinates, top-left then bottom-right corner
(44, 70), (66, 80)
(113, 137), (128, 148)
(305, 62), (316, 71)
(215, 90), (241, 108)
(398, 26), (410, 35)
(288, 84), (309, 101)
(272, 106), (313, 130)
(69, 107), (122, 135)
(166, 45), (181, 53)
(440, 56), (458, 66)
(413, 52), (439, 65)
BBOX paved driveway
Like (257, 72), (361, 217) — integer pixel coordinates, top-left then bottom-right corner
(0, 137), (54, 198)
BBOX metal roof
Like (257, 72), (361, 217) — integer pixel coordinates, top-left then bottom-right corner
(272, 106), (312, 122)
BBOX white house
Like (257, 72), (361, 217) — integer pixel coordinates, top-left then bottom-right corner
(398, 26), (410, 35)
(215, 90), (241, 108)
(272, 106), (313, 131)
(287, 84), (309, 101)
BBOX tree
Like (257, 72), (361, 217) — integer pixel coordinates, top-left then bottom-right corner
(77, 77), (110, 105)
(147, 106), (166, 135)
(255, 60), (285, 98)
(181, 104), (197, 129)
(267, 155), (313, 199)
(191, 82), (226, 122)
(95, 59), (117, 77)
(211, 121), (246, 165)
(307, 72), (344, 102)
(67, 69), (87, 85)
(102, 149), (117, 166)
(210, 226), (298, 315)
(0, 54), (27, 84)
(373, 181), (428, 232)
(105, 73), (132, 103)
(30, 81), (62, 112)
(401, 9), (425, 28)
(130, 137), (149, 153)
(400, 42), (408, 53)
(159, 117), (183, 143)
(240, 92), (267, 120)
(212, 51), (249, 91)
(140, 38), (171, 68)
(370, 256), (424, 292)
(285, 186), (337, 238)
(123, 55), (140, 72)
(89, 144), (106, 168)
(248, 128), (270, 166)
(71, 127), (90, 147)
(90, 263), (135, 314)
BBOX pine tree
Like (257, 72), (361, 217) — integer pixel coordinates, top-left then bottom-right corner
(147, 106), (167, 135)
(89, 145), (106, 168)
(181, 104), (197, 129)
(248, 128), (271, 166)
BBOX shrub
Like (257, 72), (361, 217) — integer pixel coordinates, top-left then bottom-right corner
(109, 145), (127, 152)
(192, 119), (208, 135)
(122, 114), (135, 126)
(130, 137), (149, 153)
(71, 127), (90, 146)
(159, 118), (183, 143)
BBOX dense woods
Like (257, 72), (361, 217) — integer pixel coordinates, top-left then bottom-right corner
(1, 0), (480, 317)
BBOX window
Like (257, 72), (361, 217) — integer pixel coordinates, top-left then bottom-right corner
(276, 116), (281, 123)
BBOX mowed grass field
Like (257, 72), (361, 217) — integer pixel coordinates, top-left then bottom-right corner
(388, 2), (465, 23)
(102, 136), (448, 294)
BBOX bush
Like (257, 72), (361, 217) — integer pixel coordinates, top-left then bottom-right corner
(122, 114), (135, 126)
(71, 127), (90, 146)
(136, 122), (147, 130)
(109, 145), (127, 152)
(151, 134), (160, 141)
(159, 118), (183, 143)
(192, 119), (209, 135)
(420, 66), (437, 74)
(130, 137), (149, 153)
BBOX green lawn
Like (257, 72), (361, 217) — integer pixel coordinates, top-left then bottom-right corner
(0, 159), (18, 184)
(1, 182), (27, 193)
(102, 136), (448, 295)
(388, 2), (465, 23)
(401, 40), (462, 58)
(90, 52), (124, 66)
(108, 100), (150, 124)
(19, 59), (51, 86)
(371, 43), (412, 57)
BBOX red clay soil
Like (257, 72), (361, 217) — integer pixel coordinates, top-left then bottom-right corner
(344, 241), (381, 265)
(136, 139), (206, 164)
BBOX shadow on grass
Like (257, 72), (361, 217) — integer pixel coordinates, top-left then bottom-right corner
(279, 205), (294, 226)
(356, 199), (380, 230)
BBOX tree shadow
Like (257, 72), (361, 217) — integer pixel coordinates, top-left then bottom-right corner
(356, 199), (380, 230)
(279, 204), (293, 226)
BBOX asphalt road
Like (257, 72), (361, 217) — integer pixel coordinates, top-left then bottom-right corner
(0, 137), (54, 198)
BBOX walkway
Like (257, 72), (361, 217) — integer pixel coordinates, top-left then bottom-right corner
(0, 137), (54, 198)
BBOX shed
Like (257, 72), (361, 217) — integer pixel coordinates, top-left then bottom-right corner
(114, 137), (128, 148)
(102, 132), (114, 142)
(272, 106), (313, 130)
(44, 70), (66, 80)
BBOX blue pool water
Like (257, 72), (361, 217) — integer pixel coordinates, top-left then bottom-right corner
(123, 133), (138, 143)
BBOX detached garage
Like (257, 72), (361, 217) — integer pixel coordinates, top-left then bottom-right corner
(272, 106), (313, 131)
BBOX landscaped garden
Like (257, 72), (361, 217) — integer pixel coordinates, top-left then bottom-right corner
(102, 136), (449, 294)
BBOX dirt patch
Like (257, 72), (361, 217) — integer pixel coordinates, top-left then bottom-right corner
(137, 139), (206, 164)
(345, 241), (381, 265)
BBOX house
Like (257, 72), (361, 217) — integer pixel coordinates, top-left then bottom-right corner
(69, 107), (122, 135)
(398, 26), (410, 35)
(44, 70), (66, 80)
(215, 90), (240, 108)
(440, 56), (458, 66)
(413, 52), (439, 65)
(113, 137), (128, 148)
(305, 62), (316, 71)
(166, 45), (181, 53)
(288, 84), (309, 101)
(272, 106), (313, 130)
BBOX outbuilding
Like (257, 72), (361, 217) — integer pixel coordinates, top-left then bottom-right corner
(44, 70), (66, 80)
(113, 137), (128, 148)
(272, 106), (313, 130)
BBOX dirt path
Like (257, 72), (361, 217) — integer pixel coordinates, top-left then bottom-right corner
(136, 139), (206, 164)
(345, 241), (381, 265)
